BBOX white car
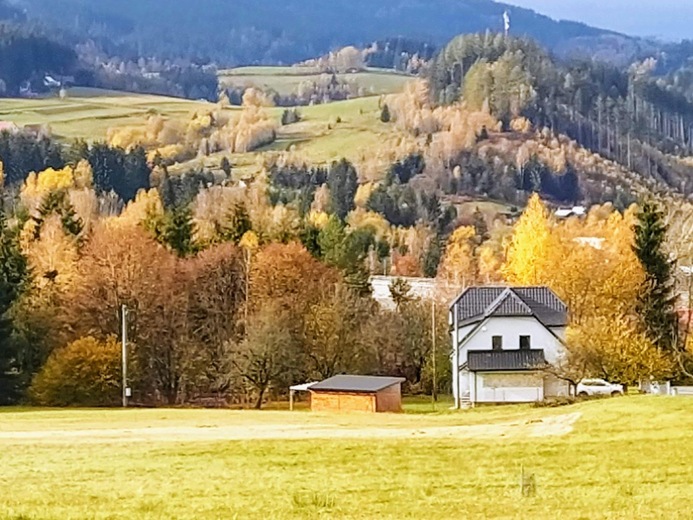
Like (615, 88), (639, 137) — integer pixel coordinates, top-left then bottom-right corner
(576, 378), (624, 397)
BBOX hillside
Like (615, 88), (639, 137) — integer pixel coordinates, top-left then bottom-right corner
(6, 0), (640, 65)
(219, 67), (412, 99)
(0, 88), (210, 141)
(425, 33), (693, 203)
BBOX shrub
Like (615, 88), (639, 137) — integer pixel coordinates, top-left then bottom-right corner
(532, 396), (577, 408)
(380, 103), (391, 123)
(281, 109), (301, 126)
(29, 336), (121, 406)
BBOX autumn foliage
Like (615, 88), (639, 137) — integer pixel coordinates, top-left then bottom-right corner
(29, 336), (121, 407)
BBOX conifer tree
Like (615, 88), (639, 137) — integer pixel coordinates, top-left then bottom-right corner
(223, 203), (252, 244)
(327, 159), (358, 220)
(159, 205), (198, 258)
(380, 103), (391, 123)
(633, 201), (678, 351)
(34, 190), (83, 239)
(220, 157), (232, 177)
(0, 214), (28, 403)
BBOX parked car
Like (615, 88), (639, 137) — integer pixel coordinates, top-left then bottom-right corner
(576, 379), (624, 397)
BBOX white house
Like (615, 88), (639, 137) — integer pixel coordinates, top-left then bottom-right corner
(449, 286), (570, 406)
(555, 206), (586, 219)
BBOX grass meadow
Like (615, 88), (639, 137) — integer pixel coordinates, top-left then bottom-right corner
(1, 396), (692, 519)
(169, 95), (406, 179)
(219, 66), (412, 97)
(0, 85), (407, 181)
(0, 87), (210, 142)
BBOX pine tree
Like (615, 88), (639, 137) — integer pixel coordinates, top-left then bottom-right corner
(344, 264), (372, 297)
(380, 103), (391, 123)
(472, 207), (490, 242)
(0, 214), (28, 403)
(220, 157), (232, 177)
(633, 201), (678, 351)
(223, 203), (252, 244)
(35, 190), (83, 239)
(160, 205), (198, 258)
(327, 159), (358, 220)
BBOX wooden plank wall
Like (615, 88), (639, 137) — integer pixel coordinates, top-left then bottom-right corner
(311, 392), (376, 412)
(375, 385), (402, 412)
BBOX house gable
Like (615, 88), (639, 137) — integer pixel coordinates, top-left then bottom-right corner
(456, 315), (565, 367)
(451, 286), (567, 328)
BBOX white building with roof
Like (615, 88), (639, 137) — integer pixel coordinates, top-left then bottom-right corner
(449, 286), (571, 406)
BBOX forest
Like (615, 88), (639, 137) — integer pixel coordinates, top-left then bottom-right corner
(9, 0), (635, 65)
(2, 18), (693, 406)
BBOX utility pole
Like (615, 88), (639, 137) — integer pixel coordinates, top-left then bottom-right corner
(431, 298), (438, 407)
(121, 304), (129, 408)
(244, 248), (251, 328)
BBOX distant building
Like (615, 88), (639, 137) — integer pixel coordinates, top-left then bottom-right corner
(555, 206), (587, 219)
(369, 275), (438, 309)
(574, 237), (605, 250)
(0, 121), (19, 134)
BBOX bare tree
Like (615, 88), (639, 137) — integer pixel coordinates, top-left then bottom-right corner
(231, 304), (298, 409)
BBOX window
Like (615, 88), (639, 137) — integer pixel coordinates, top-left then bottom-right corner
(520, 336), (531, 350)
(492, 336), (503, 350)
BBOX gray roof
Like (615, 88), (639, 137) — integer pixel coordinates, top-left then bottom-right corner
(452, 286), (567, 327)
(467, 350), (547, 372)
(310, 375), (405, 393)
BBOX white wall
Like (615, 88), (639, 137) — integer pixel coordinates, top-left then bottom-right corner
(475, 372), (544, 403)
(370, 276), (437, 310)
(451, 316), (565, 402)
(458, 316), (564, 365)
(451, 324), (476, 400)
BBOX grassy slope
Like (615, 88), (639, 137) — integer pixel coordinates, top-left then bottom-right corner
(0, 88), (211, 142)
(0, 75), (408, 180)
(1, 396), (692, 519)
(219, 66), (412, 97)
(169, 96), (404, 179)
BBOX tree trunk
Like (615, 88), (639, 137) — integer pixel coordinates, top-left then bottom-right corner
(254, 386), (266, 409)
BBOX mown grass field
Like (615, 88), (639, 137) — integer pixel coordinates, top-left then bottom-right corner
(0, 85), (407, 181)
(169, 95), (406, 179)
(1, 396), (692, 519)
(0, 87), (211, 142)
(219, 66), (412, 97)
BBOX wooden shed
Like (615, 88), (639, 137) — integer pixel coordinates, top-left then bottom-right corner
(309, 375), (405, 413)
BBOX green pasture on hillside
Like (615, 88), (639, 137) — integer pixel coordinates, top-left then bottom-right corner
(1, 396), (692, 519)
(219, 66), (412, 97)
(169, 96), (404, 179)
(0, 87), (211, 141)
(0, 87), (404, 181)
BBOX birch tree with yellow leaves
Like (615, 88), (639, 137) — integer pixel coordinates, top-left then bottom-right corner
(503, 195), (669, 383)
(502, 193), (554, 286)
(438, 225), (477, 288)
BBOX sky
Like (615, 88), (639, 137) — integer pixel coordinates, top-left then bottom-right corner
(504, 0), (692, 41)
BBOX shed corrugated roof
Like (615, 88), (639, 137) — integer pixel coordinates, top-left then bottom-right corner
(467, 350), (547, 372)
(310, 375), (405, 393)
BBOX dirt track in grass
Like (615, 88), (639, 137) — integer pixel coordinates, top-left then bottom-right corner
(0, 412), (581, 444)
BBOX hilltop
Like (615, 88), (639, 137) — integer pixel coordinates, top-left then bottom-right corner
(6, 0), (641, 65)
